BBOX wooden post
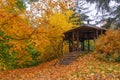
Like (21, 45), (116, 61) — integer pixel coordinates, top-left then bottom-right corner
(94, 37), (96, 50)
(72, 31), (74, 52)
(96, 30), (99, 38)
(76, 31), (79, 51)
(81, 40), (84, 51)
(81, 40), (83, 51)
(100, 30), (103, 35)
(82, 32), (85, 51)
(83, 40), (85, 51)
(87, 32), (90, 52)
(88, 39), (90, 52)
(68, 40), (71, 52)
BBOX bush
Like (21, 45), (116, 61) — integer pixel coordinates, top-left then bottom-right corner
(95, 29), (120, 62)
(26, 45), (41, 67)
(0, 30), (19, 70)
(115, 56), (120, 62)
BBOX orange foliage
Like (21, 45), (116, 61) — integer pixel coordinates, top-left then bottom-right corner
(25, 0), (77, 61)
(95, 29), (120, 61)
(0, 0), (77, 70)
(0, 0), (35, 69)
(0, 54), (120, 79)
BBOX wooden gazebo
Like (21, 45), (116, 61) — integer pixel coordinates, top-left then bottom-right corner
(64, 24), (107, 52)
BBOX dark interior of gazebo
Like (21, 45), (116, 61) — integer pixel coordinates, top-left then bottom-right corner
(64, 24), (107, 52)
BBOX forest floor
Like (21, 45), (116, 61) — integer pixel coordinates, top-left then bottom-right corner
(0, 53), (120, 80)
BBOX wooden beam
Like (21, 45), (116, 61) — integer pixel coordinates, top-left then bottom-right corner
(96, 30), (99, 38)
(82, 32), (85, 51)
(88, 39), (90, 52)
(100, 30), (103, 35)
(81, 40), (83, 51)
(83, 40), (85, 51)
(68, 40), (71, 52)
(94, 37), (96, 50)
(87, 33), (90, 52)
(72, 31), (75, 52)
(76, 31), (79, 51)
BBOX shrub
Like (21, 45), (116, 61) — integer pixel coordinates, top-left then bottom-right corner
(95, 29), (120, 62)
(115, 56), (120, 62)
(0, 30), (19, 70)
(26, 45), (41, 66)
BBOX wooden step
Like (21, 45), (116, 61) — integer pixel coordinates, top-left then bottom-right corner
(59, 52), (80, 65)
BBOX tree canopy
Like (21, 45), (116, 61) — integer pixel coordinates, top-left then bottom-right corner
(0, 0), (80, 70)
(84, 0), (120, 29)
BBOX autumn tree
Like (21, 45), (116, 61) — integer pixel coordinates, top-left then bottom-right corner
(25, 0), (79, 62)
(0, 0), (79, 70)
(0, 0), (41, 70)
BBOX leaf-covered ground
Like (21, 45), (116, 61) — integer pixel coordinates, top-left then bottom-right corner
(0, 53), (120, 80)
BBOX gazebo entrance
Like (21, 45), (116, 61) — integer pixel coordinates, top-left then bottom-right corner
(64, 24), (106, 52)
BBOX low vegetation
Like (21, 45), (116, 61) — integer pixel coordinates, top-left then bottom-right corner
(95, 29), (120, 62)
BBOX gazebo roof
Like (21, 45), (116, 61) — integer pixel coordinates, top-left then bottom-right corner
(64, 24), (107, 40)
(65, 24), (107, 34)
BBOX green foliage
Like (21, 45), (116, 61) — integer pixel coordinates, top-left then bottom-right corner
(0, 30), (5, 36)
(26, 45), (41, 66)
(0, 30), (18, 70)
(16, 0), (26, 10)
(115, 56), (120, 62)
(105, 54), (111, 61)
(69, 13), (82, 28)
(85, 0), (120, 29)
(29, 0), (39, 2)
(84, 40), (94, 51)
(40, 46), (57, 62)
(102, 18), (120, 30)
